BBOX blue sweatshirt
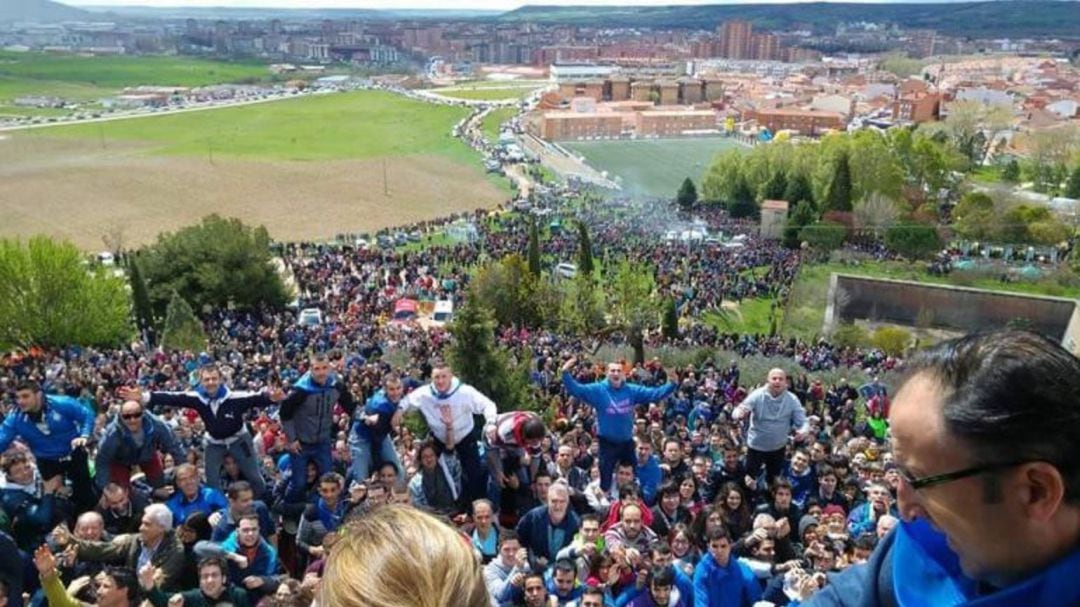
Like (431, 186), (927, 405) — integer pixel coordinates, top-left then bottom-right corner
(562, 371), (676, 442)
(804, 519), (1080, 607)
(692, 552), (761, 607)
(350, 389), (399, 443)
(635, 454), (663, 506)
(0, 394), (95, 460)
(166, 485), (229, 524)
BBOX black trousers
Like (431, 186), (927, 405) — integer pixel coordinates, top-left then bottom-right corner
(745, 446), (787, 486)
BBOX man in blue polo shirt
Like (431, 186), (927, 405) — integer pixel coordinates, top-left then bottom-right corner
(165, 463), (228, 525)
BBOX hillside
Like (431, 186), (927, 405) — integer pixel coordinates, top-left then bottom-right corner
(0, 0), (90, 22)
(499, 2), (1080, 38)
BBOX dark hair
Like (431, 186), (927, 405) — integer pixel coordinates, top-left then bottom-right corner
(499, 530), (519, 545)
(227, 480), (253, 499)
(657, 481), (680, 499)
(770, 477), (794, 496)
(552, 559), (576, 576)
(197, 556), (228, 575)
(853, 533), (878, 551)
(198, 363), (221, 377)
(1, 451), (29, 474)
(522, 418), (546, 441)
(816, 464), (837, 480)
(650, 565), (675, 588)
(15, 381), (39, 393)
(707, 526), (730, 542)
(902, 329), (1080, 503)
(581, 586), (605, 598)
(319, 472), (344, 487)
(580, 513), (599, 526)
(102, 566), (139, 603)
(650, 541), (672, 558)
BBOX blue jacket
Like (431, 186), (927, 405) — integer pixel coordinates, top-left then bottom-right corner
(515, 505), (580, 565)
(94, 412), (186, 489)
(0, 395), (94, 459)
(562, 372), (676, 442)
(635, 455), (663, 506)
(783, 464), (817, 510)
(804, 519), (1080, 607)
(350, 389), (399, 443)
(847, 503), (898, 538)
(692, 552), (761, 607)
(0, 483), (55, 550)
(221, 531), (280, 578)
(146, 386), (273, 441)
(165, 486), (229, 524)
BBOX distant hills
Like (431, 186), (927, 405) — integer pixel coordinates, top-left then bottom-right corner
(500, 2), (1080, 38)
(0, 0), (91, 22)
(5, 0), (1079, 40)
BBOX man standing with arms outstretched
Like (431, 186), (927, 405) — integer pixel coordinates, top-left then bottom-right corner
(733, 368), (808, 486)
(398, 361), (498, 506)
(120, 364), (284, 497)
(561, 358), (676, 495)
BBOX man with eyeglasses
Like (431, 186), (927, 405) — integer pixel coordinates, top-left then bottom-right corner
(94, 400), (186, 494)
(194, 514), (281, 603)
(845, 483), (896, 538)
(804, 329), (1080, 607)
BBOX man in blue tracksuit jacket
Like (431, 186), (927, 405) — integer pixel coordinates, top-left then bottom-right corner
(94, 400), (186, 492)
(692, 527), (760, 607)
(120, 363), (283, 497)
(2, 381), (96, 508)
(561, 357), (676, 494)
(348, 375), (404, 484)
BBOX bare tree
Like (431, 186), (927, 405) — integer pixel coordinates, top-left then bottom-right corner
(101, 222), (126, 255)
(854, 192), (902, 237)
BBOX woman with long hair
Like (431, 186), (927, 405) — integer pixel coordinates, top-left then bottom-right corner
(715, 481), (753, 540)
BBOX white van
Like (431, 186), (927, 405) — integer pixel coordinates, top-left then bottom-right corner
(555, 262), (578, 279)
(432, 300), (454, 326)
(298, 308), (323, 326)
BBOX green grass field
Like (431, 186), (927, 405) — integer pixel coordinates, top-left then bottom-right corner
(0, 52), (272, 118)
(432, 87), (537, 101)
(563, 137), (748, 198)
(38, 90), (478, 162)
(481, 107), (517, 144)
(0, 51), (270, 89)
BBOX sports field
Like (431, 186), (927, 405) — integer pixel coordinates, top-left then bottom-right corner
(432, 87), (537, 101)
(481, 108), (518, 144)
(0, 90), (507, 248)
(563, 137), (748, 198)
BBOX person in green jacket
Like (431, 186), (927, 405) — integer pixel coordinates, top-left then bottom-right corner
(139, 556), (250, 607)
(33, 544), (139, 607)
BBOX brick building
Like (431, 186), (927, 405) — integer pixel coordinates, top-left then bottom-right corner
(748, 108), (846, 136)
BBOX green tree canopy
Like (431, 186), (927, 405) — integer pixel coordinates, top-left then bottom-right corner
(140, 215), (289, 317)
(885, 223), (943, 260)
(576, 220), (595, 278)
(799, 221), (848, 253)
(0, 237), (132, 350)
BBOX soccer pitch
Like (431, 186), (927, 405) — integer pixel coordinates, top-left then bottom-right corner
(563, 137), (748, 198)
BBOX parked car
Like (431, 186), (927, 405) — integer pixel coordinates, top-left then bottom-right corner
(555, 262), (577, 279)
(431, 300), (454, 327)
(298, 308), (323, 326)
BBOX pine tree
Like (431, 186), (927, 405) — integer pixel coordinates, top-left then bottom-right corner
(823, 152), (853, 213)
(527, 220), (542, 277)
(576, 221), (594, 278)
(760, 170), (788, 201)
(447, 294), (533, 412)
(676, 177), (698, 210)
(783, 172), (815, 210)
(1001, 159), (1021, 183)
(160, 292), (206, 352)
(128, 256), (156, 339)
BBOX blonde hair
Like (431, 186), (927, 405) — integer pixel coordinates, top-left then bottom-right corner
(321, 505), (489, 607)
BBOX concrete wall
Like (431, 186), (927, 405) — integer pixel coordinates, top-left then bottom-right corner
(824, 274), (1079, 347)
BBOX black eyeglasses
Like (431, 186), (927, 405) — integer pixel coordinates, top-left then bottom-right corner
(121, 412), (142, 420)
(897, 460), (1031, 491)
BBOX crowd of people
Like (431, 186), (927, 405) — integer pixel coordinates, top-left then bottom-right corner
(0, 198), (917, 607)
